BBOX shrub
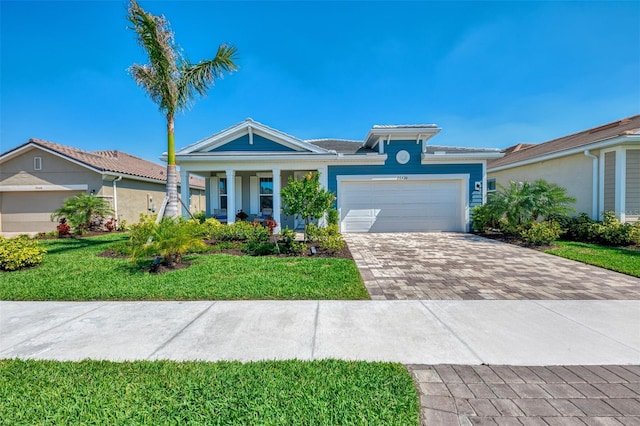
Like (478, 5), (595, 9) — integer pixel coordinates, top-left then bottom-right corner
(199, 218), (224, 239)
(305, 223), (321, 242)
(213, 221), (257, 241)
(560, 211), (639, 246)
(243, 241), (277, 256)
(0, 236), (47, 271)
(481, 180), (576, 233)
(319, 233), (346, 253)
(193, 211), (206, 223)
(327, 208), (339, 226)
(56, 219), (71, 237)
(471, 203), (501, 233)
(305, 223), (345, 253)
(289, 241), (308, 256)
(518, 221), (562, 246)
(50, 193), (114, 233)
(130, 218), (205, 267)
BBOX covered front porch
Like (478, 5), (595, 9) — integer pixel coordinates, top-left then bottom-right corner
(180, 166), (328, 232)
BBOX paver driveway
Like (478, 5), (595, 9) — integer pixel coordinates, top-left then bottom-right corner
(345, 233), (640, 300)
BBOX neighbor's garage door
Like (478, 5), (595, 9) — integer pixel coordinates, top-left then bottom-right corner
(339, 179), (464, 233)
(0, 191), (83, 233)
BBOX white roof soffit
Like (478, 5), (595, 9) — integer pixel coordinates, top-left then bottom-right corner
(175, 118), (328, 155)
(364, 124), (441, 148)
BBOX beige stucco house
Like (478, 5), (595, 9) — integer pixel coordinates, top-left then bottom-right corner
(0, 139), (205, 233)
(488, 115), (640, 223)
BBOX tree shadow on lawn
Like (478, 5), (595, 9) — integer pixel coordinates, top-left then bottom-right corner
(44, 235), (126, 255)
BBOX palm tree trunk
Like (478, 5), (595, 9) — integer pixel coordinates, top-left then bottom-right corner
(164, 114), (180, 218)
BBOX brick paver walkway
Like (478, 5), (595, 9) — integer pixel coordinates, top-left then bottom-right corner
(345, 233), (640, 300)
(407, 364), (640, 425)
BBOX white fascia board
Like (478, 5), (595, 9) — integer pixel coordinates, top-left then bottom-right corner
(365, 126), (441, 148)
(0, 184), (89, 192)
(488, 134), (640, 172)
(176, 155), (388, 172)
(421, 152), (503, 164)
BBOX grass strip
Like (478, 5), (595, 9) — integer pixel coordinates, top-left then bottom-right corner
(0, 234), (368, 300)
(0, 359), (418, 425)
(545, 240), (640, 277)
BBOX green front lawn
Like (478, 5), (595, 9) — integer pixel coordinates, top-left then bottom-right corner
(545, 240), (640, 278)
(0, 359), (419, 425)
(0, 234), (368, 300)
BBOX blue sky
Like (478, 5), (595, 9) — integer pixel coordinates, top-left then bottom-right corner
(1, 1), (639, 163)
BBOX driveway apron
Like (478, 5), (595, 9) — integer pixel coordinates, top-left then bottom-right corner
(344, 233), (640, 300)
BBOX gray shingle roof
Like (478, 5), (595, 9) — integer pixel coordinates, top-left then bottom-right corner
(488, 115), (640, 169)
(305, 139), (375, 154)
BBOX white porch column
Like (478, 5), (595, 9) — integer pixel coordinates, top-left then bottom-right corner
(179, 168), (190, 218)
(226, 169), (236, 224)
(272, 168), (281, 233)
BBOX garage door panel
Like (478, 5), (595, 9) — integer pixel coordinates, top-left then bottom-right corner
(1, 191), (83, 233)
(339, 179), (464, 233)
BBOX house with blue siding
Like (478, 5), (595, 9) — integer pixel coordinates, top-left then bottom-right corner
(174, 119), (502, 233)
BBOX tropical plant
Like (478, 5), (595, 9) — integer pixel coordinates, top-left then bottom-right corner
(130, 218), (205, 267)
(490, 180), (575, 231)
(127, 0), (237, 218)
(281, 172), (336, 241)
(50, 193), (114, 233)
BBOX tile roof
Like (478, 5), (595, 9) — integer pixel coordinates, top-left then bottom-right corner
(17, 139), (204, 188)
(488, 115), (640, 169)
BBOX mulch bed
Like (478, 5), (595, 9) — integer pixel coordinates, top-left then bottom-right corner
(475, 231), (556, 251)
(97, 239), (353, 275)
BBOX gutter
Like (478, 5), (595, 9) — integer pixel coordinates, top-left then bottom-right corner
(583, 150), (599, 220)
(112, 175), (123, 221)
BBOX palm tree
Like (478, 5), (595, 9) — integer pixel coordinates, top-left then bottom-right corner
(127, 0), (237, 218)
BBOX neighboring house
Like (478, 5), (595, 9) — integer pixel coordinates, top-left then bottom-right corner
(488, 115), (640, 223)
(0, 139), (205, 233)
(173, 118), (502, 233)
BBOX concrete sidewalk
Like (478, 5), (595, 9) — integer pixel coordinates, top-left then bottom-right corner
(1, 300), (639, 365)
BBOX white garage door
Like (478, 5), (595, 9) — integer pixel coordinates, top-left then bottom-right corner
(0, 191), (83, 233)
(339, 179), (464, 233)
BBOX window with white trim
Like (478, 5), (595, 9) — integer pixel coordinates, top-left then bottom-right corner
(219, 178), (228, 209)
(487, 178), (496, 193)
(34, 157), (42, 170)
(259, 177), (273, 210)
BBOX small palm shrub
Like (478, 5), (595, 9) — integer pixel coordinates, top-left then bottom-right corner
(50, 193), (114, 233)
(0, 236), (47, 271)
(130, 218), (205, 267)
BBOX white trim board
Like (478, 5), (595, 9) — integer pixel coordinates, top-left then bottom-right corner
(0, 184), (88, 192)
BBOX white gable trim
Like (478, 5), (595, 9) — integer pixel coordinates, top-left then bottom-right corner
(176, 118), (328, 154)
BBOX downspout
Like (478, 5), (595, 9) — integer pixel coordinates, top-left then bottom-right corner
(584, 150), (598, 220)
(113, 175), (123, 221)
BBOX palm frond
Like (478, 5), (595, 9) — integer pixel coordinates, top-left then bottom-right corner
(127, 0), (179, 114)
(176, 44), (238, 111)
